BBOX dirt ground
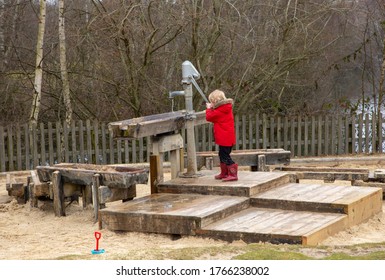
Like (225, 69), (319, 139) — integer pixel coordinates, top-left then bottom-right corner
(1, 156), (385, 260)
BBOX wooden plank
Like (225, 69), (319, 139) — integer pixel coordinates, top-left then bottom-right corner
(16, 126), (22, 170)
(124, 140), (129, 163)
(48, 122), (54, 165)
(108, 124), (114, 164)
(365, 113), (369, 153)
(32, 123), (38, 168)
(94, 120), (100, 164)
(7, 126), (14, 171)
(262, 114), (267, 149)
(324, 115), (329, 155)
(79, 120), (85, 164)
(99, 185), (136, 204)
(40, 123), (46, 165)
(150, 155), (160, 194)
(372, 113), (376, 152)
(249, 114), (254, 149)
(331, 116), (336, 155)
(256, 113), (260, 149)
(311, 116), (315, 156)
(297, 116), (301, 157)
(277, 116), (281, 149)
(290, 118), (296, 155)
(378, 113), (382, 154)
(55, 121), (61, 164)
(304, 116), (309, 156)
(86, 119), (92, 163)
(101, 122), (107, 164)
(317, 115), (322, 156)
(242, 115), (247, 150)
(63, 121), (69, 163)
(0, 126), (5, 172)
(283, 116), (288, 151)
(277, 166), (369, 173)
(338, 115), (343, 155)
(270, 116), (274, 149)
(358, 113), (363, 153)
(71, 121), (77, 163)
(117, 139), (122, 164)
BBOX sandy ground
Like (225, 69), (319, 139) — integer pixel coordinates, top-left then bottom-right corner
(1, 158), (385, 260)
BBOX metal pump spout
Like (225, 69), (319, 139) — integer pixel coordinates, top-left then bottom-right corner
(169, 91), (185, 99)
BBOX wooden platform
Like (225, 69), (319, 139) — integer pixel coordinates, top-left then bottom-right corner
(99, 171), (383, 245)
(156, 171), (292, 197)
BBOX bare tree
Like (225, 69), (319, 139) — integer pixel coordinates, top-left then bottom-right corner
(59, 0), (72, 125)
(29, 0), (47, 126)
(0, 0), (4, 73)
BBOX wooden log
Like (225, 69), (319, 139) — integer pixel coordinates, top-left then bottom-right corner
(52, 171), (65, 217)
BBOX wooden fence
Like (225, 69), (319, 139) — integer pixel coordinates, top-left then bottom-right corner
(0, 112), (383, 172)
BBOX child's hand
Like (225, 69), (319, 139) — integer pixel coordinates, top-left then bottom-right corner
(206, 103), (212, 109)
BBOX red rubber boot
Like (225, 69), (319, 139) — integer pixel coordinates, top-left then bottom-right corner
(215, 163), (228, 180)
(222, 163), (238, 181)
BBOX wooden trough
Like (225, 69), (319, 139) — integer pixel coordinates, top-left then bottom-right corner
(108, 110), (207, 139)
(194, 149), (291, 171)
(35, 163), (149, 217)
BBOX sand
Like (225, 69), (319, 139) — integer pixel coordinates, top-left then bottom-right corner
(1, 159), (385, 260)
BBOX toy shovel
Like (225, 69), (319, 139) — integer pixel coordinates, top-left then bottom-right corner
(91, 231), (105, 254)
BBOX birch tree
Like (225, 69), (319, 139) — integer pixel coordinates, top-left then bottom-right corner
(59, 0), (72, 125)
(29, 0), (47, 126)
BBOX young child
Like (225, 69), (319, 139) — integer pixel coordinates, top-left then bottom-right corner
(205, 89), (238, 181)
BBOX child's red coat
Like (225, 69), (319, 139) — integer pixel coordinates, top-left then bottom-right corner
(205, 99), (236, 147)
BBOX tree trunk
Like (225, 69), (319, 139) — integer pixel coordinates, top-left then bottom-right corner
(59, 0), (72, 125)
(0, 0), (4, 73)
(29, 0), (47, 126)
(378, 26), (385, 115)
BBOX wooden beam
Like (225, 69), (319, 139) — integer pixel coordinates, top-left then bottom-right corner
(150, 155), (160, 194)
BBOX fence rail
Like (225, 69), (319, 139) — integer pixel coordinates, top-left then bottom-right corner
(0, 112), (383, 172)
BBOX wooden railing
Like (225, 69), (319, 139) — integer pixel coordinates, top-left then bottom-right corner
(0, 112), (383, 172)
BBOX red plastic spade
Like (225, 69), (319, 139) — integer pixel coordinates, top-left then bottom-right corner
(91, 231), (105, 254)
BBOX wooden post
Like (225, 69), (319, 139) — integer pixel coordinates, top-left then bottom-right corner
(170, 149), (179, 179)
(257, 155), (267, 171)
(150, 155), (160, 194)
(92, 174), (100, 223)
(52, 171), (65, 217)
(179, 148), (185, 174)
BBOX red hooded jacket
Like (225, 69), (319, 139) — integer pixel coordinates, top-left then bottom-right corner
(205, 99), (236, 147)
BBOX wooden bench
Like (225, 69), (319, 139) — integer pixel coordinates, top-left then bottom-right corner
(190, 149), (291, 171)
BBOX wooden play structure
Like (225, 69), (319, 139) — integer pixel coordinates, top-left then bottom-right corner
(3, 61), (384, 245)
(101, 59), (383, 244)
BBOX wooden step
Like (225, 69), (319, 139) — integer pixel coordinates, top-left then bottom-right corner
(196, 207), (348, 245)
(157, 171), (292, 197)
(250, 183), (382, 226)
(99, 193), (249, 235)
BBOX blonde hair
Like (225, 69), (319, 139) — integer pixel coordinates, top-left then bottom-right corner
(208, 90), (226, 104)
